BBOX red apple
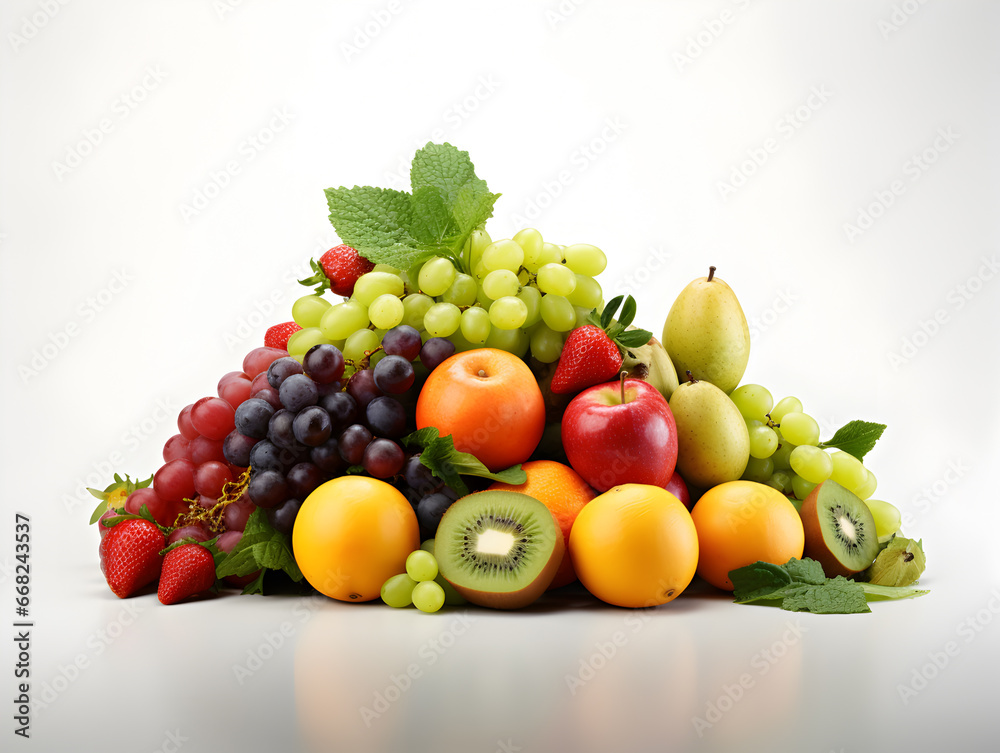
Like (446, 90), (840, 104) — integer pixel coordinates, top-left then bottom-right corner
(664, 471), (691, 510)
(561, 377), (677, 493)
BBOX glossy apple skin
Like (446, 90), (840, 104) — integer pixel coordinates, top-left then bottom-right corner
(664, 471), (691, 510)
(561, 379), (678, 493)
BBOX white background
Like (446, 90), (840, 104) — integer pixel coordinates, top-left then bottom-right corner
(1, 1), (998, 751)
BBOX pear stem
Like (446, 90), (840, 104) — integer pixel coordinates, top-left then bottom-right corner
(686, 369), (696, 385)
(620, 371), (628, 405)
(707, 266), (716, 282)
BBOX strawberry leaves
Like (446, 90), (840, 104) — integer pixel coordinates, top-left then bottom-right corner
(592, 295), (652, 354)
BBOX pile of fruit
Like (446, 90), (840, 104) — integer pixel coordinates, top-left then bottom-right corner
(90, 144), (927, 614)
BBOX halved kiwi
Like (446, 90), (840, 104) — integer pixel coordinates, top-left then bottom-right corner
(800, 480), (880, 577)
(435, 490), (563, 609)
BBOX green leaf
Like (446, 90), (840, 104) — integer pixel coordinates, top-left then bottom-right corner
(731, 562), (794, 603)
(819, 420), (887, 461)
(409, 186), (461, 250)
(618, 295), (637, 328)
(858, 582), (929, 601)
(783, 557), (827, 585)
(401, 427), (527, 495)
(781, 577), (871, 614)
(325, 185), (431, 270)
(450, 183), (499, 237)
(242, 570), (267, 595)
(216, 508), (302, 586)
(410, 142), (484, 207)
(601, 295), (623, 329)
(617, 329), (653, 349)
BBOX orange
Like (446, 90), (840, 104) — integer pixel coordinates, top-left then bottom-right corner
(568, 484), (699, 608)
(489, 460), (597, 589)
(690, 480), (804, 591)
(292, 476), (419, 602)
(415, 348), (545, 472)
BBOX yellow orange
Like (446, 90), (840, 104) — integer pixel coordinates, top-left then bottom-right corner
(690, 480), (804, 591)
(568, 484), (698, 608)
(489, 460), (597, 589)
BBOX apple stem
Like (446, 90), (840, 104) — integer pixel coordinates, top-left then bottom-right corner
(707, 266), (716, 282)
(620, 371), (628, 405)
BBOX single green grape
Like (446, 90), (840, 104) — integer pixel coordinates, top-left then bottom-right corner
(536, 263), (577, 296)
(292, 295), (332, 329)
(517, 285), (542, 328)
(771, 438), (797, 471)
(779, 412), (820, 446)
(512, 228), (543, 267)
(372, 264), (400, 274)
(472, 259), (489, 282)
(566, 275), (603, 309)
(574, 306), (594, 329)
(790, 474), (818, 501)
(741, 456), (774, 483)
(420, 539), (435, 554)
(482, 239), (524, 272)
(460, 306), (491, 344)
(864, 499), (901, 539)
(353, 272), (405, 306)
(789, 445), (833, 484)
(539, 294), (576, 331)
(485, 325), (528, 357)
(525, 242), (562, 273)
(368, 294), (404, 330)
(380, 573), (418, 608)
(401, 293), (434, 330)
(517, 268), (530, 286)
(489, 296), (528, 330)
(529, 324), (563, 363)
(320, 300), (370, 340)
(468, 228), (492, 271)
(730, 384), (774, 422)
(343, 328), (381, 363)
(411, 581), (446, 613)
(748, 425), (778, 459)
(405, 550), (439, 582)
(770, 396), (803, 423)
(829, 451), (867, 494)
(483, 269), (520, 300)
(286, 327), (331, 357)
(476, 283), (495, 309)
(563, 243), (607, 277)
(423, 302), (461, 338)
(766, 470), (793, 495)
(441, 273), (478, 306)
(418, 257), (457, 297)
(855, 469), (878, 500)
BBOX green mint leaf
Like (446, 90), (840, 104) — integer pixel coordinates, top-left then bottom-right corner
(241, 570), (267, 595)
(401, 427), (527, 495)
(325, 185), (431, 270)
(858, 582), (930, 601)
(450, 183), (499, 238)
(819, 420), (887, 461)
(781, 577), (871, 614)
(409, 186), (461, 250)
(410, 142), (485, 207)
(783, 557), (827, 585)
(401, 427), (442, 450)
(731, 561), (794, 603)
(216, 508), (302, 583)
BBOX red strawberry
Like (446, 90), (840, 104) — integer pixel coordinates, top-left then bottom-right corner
(550, 295), (652, 395)
(264, 321), (301, 350)
(99, 519), (166, 598)
(157, 544), (217, 605)
(299, 244), (375, 297)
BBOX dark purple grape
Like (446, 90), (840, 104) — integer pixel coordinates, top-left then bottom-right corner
(303, 344), (345, 384)
(223, 430), (258, 467)
(286, 462), (323, 499)
(338, 424), (373, 466)
(223, 498), (256, 532)
(279, 374), (319, 412)
(267, 498), (302, 535)
(310, 438), (343, 476)
(234, 398), (276, 439)
(268, 409), (303, 452)
(366, 396), (406, 439)
(248, 440), (284, 472)
(319, 391), (358, 432)
(382, 325), (422, 361)
(248, 469), (288, 509)
(362, 438), (405, 479)
(292, 405), (332, 447)
(346, 369), (382, 409)
(316, 380), (342, 397)
(266, 357), (304, 389)
(373, 355), (415, 394)
(417, 492), (455, 532)
(419, 338), (456, 371)
(404, 454), (437, 495)
(254, 386), (283, 411)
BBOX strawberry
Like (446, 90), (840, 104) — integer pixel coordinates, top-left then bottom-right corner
(264, 321), (301, 350)
(158, 543), (217, 605)
(99, 519), (166, 598)
(299, 244), (375, 297)
(550, 295), (652, 395)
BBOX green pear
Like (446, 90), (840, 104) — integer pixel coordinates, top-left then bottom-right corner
(662, 267), (750, 394)
(619, 334), (680, 401)
(669, 376), (749, 489)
